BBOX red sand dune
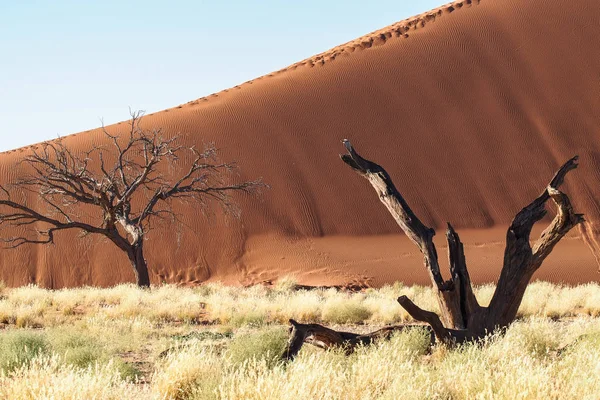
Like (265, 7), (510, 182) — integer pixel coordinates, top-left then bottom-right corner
(1, 0), (600, 288)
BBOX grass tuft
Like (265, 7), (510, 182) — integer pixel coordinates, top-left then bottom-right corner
(0, 282), (598, 398)
(321, 295), (372, 324)
(0, 331), (49, 372)
(226, 326), (288, 368)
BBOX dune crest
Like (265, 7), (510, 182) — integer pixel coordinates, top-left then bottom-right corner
(1, 0), (599, 288)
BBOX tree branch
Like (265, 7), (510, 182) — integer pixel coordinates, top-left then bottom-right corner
(340, 140), (473, 328)
(0, 198), (109, 247)
(531, 186), (584, 267)
(281, 318), (434, 361)
(489, 155), (581, 325)
(446, 223), (479, 322)
(340, 139), (449, 291)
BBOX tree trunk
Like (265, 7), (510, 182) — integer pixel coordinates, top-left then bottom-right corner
(127, 242), (151, 288)
(336, 140), (583, 344)
(282, 319), (434, 360)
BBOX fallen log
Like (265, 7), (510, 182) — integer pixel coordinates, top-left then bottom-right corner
(282, 319), (434, 360)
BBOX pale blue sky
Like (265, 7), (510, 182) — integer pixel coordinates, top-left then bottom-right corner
(0, 0), (444, 152)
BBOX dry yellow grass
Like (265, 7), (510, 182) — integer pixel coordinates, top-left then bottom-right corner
(0, 281), (599, 399)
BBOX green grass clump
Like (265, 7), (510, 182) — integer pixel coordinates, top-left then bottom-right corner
(226, 326), (288, 368)
(49, 329), (141, 379)
(228, 311), (267, 328)
(321, 297), (372, 324)
(391, 327), (433, 357)
(49, 331), (103, 368)
(0, 331), (49, 372)
(0, 328), (141, 382)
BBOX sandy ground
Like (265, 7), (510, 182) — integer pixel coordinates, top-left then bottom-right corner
(236, 226), (600, 288)
(0, 0), (599, 288)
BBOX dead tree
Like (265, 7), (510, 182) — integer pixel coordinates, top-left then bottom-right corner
(340, 140), (582, 344)
(283, 141), (582, 356)
(0, 111), (263, 287)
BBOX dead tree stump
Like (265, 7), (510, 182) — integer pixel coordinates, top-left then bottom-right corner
(340, 140), (582, 344)
(282, 141), (583, 357)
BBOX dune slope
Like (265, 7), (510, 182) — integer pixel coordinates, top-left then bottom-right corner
(1, 0), (600, 288)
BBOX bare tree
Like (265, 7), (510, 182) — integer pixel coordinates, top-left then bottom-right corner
(283, 140), (582, 357)
(0, 111), (263, 287)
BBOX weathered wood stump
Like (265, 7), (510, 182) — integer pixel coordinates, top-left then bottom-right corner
(283, 141), (583, 358)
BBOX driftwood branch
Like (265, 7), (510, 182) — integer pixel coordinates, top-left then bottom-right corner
(281, 319), (434, 360)
(396, 296), (471, 344)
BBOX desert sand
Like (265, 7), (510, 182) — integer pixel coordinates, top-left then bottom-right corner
(0, 0), (599, 288)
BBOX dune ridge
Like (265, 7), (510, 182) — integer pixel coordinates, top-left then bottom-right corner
(1, 0), (599, 288)
(1, 0), (480, 157)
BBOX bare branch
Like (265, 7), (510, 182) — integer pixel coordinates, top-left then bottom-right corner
(486, 155), (581, 328)
(281, 318), (434, 361)
(340, 139), (448, 291)
(396, 296), (472, 345)
(0, 197), (110, 249)
(531, 186), (584, 266)
(340, 140), (472, 328)
(397, 296), (450, 342)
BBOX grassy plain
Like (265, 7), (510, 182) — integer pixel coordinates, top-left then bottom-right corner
(0, 280), (599, 399)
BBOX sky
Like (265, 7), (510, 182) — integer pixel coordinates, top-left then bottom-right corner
(0, 0), (445, 152)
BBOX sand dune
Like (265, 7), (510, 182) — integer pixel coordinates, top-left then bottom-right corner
(1, 0), (600, 288)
